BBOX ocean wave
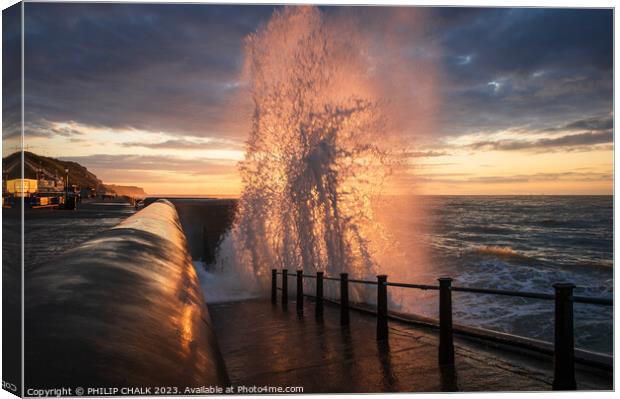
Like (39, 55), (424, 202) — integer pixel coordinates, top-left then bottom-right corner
(470, 245), (531, 261)
(537, 219), (590, 229)
(458, 225), (516, 235)
(570, 259), (614, 269)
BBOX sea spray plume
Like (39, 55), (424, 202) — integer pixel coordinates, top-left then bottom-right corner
(212, 6), (439, 310)
(221, 6), (397, 297)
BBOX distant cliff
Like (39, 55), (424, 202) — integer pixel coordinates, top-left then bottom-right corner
(104, 184), (147, 198)
(2, 151), (147, 197)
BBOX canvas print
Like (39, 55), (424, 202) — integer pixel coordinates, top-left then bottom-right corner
(1, 1), (614, 396)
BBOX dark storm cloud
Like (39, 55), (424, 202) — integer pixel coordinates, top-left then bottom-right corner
(22, 4), (613, 148)
(3, 3), (22, 143)
(542, 115), (613, 132)
(24, 3), (275, 139)
(426, 8), (613, 138)
(434, 8), (612, 75)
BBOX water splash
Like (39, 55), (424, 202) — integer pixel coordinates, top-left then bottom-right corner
(214, 6), (436, 303)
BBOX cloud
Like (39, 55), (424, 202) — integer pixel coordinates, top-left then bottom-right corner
(11, 120), (104, 140)
(411, 170), (612, 185)
(428, 8), (612, 140)
(2, 3), (22, 146)
(467, 130), (612, 152)
(121, 138), (243, 150)
(405, 150), (449, 158)
(60, 154), (238, 177)
(24, 3), (276, 140)
(468, 171), (613, 184)
(49, 123), (85, 137)
(542, 115), (613, 133)
(460, 114), (614, 152)
(25, 4), (612, 146)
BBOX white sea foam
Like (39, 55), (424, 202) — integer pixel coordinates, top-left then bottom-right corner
(192, 261), (262, 304)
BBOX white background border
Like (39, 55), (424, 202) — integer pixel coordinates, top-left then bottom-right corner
(0, 1), (616, 398)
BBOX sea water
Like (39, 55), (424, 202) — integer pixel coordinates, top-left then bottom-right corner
(377, 195), (612, 354)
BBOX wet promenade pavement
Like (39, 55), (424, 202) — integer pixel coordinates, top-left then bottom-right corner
(209, 298), (612, 393)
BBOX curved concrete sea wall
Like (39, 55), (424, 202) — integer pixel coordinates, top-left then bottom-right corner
(25, 199), (229, 390)
(144, 198), (237, 263)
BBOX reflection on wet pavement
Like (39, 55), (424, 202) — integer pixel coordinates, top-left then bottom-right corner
(209, 298), (612, 393)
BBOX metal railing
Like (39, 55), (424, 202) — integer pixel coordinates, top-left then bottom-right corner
(270, 269), (612, 391)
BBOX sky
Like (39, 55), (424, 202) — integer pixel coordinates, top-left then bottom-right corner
(2, 3), (613, 195)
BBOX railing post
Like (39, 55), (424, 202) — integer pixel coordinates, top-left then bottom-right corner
(438, 277), (454, 365)
(297, 269), (304, 314)
(377, 275), (388, 340)
(281, 269), (288, 308)
(316, 271), (324, 320)
(340, 273), (349, 325)
(552, 283), (576, 390)
(271, 269), (277, 304)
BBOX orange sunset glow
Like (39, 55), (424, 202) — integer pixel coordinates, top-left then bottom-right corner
(2, 5), (612, 196)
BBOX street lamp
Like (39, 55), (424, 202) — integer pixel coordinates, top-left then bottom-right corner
(65, 168), (69, 203)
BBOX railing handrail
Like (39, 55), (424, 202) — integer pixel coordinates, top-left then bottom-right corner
(273, 268), (612, 390)
(349, 278), (378, 285)
(572, 295), (613, 306)
(387, 282), (438, 290)
(277, 270), (612, 306)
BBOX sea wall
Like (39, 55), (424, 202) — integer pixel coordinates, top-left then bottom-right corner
(25, 199), (229, 390)
(144, 198), (237, 264)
